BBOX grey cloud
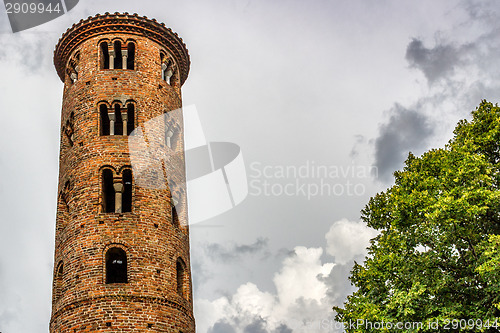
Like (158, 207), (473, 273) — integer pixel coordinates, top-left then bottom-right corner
(319, 262), (358, 308)
(244, 318), (268, 333)
(275, 247), (295, 259)
(349, 135), (365, 159)
(463, 0), (500, 21)
(0, 33), (54, 73)
(313, 262), (361, 333)
(209, 317), (291, 333)
(209, 321), (237, 333)
(190, 259), (211, 296)
(273, 324), (293, 333)
(235, 238), (269, 255)
(205, 238), (269, 262)
(405, 38), (471, 84)
(372, 2), (500, 184)
(374, 104), (434, 182)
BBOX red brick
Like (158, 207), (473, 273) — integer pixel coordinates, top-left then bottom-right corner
(50, 13), (195, 333)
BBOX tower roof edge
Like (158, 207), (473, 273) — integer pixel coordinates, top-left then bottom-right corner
(53, 13), (190, 85)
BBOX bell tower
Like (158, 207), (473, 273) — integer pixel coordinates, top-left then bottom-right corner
(51, 13), (194, 332)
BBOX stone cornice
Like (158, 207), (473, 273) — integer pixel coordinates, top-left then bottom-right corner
(53, 12), (190, 85)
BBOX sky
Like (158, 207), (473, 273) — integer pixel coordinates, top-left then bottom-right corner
(1, 0), (500, 332)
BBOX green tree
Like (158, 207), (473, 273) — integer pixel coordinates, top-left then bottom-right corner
(334, 101), (500, 332)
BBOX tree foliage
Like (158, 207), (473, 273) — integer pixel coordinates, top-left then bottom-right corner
(334, 101), (500, 332)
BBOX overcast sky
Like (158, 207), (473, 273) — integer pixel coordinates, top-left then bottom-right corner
(1, 0), (500, 332)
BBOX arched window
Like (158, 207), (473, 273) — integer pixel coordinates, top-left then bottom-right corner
(105, 247), (127, 284)
(127, 43), (135, 70)
(67, 54), (79, 84)
(102, 169), (115, 213)
(165, 127), (174, 149)
(100, 103), (134, 136)
(114, 104), (123, 135)
(172, 205), (179, 227)
(176, 258), (186, 297)
(163, 60), (174, 84)
(113, 41), (123, 70)
(59, 192), (69, 215)
(100, 104), (110, 136)
(127, 103), (135, 135)
(61, 180), (71, 214)
(55, 261), (64, 300)
(64, 112), (75, 147)
(100, 42), (109, 69)
(122, 169), (133, 213)
(100, 40), (135, 71)
(160, 53), (175, 85)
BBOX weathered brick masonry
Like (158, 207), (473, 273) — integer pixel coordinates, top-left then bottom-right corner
(50, 13), (195, 332)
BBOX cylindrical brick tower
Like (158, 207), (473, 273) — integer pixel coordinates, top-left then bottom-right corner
(50, 13), (194, 332)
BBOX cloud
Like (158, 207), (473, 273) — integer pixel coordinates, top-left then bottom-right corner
(195, 218), (384, 332)
(0, 32), (55, 74)
(373, 104), (434, 182)
(462, 0), (500, 22)
(273, 324), (293, 333)
(208, 319), (293, 333)
(319, 262), (358, 308)
(203, 238), (270, 262)
(273, 247), (333, 306)
(209, 321), (237, 333)
(405, 38), (468, 84)
(349, 135), (366, 159)
(235, 238), (269, 255)
(243, 318), (268, 333)
(325, 219), (378, 265)
(196, 246), (338, 333)
(369, 2), (500, 184)
(191, 238), (272, 301)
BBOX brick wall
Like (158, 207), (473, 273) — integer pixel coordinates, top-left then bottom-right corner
(50, 13), (195, 333)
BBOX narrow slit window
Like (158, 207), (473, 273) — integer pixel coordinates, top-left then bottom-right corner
(160, 53), (175, 85)
(60, 193), (69, 214)
(122, 169), (132, 213)
(127, 104), (135, 135)
(172, 205), (179, 226)
(106, 247), (128, 284)
(113, 41), (122, 70)
(55, 261), (64, 299)
(163, 60), (174, 84)
(68, 67), (77, 83)
(160, 53), (166, 79)
(114, 104), (123, 135)
(64, 112), (75, 146)
(100, 43), (109, 69)
(102, 169), (115, 213)
(61, 180), (70, 214)
(162, 60), (168, 81)
(100, 105), (110, 136)
(165, 127), (174, 149)
(127, 43), (135, 70)
(176, 259), (185, 297)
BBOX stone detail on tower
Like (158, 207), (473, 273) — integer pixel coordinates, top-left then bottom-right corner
(50, 13), (194, 332)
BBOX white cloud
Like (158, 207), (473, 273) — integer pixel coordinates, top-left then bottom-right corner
(195, 246), (336, 333)
(274, 247), (333, 307)
(195, 220), (383, 332)
(325, 219), (378, 265)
